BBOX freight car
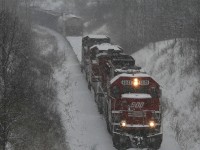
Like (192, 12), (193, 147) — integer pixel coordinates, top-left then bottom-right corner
(58, 14), (83, 36)
(81, 35), (163, 150)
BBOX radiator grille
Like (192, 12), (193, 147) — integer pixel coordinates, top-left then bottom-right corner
(128, 111), (146, 117)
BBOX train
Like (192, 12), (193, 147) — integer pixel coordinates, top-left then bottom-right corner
(58, 14), (83, 36)
(31, 7), (83, 36)
(81, 35), (163, 150)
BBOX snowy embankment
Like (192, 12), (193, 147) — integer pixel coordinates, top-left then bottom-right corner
(36, 27), (116, 150)
(132, 39), (200, 150)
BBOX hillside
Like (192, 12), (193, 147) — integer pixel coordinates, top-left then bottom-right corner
(132, 39), (200, 150)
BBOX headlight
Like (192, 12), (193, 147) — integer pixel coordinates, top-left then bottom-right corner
(113, 114), (121, 123)
(132, 78), (139, 87)
(120, 120), (127, 127)
(149, 121), (156, 128)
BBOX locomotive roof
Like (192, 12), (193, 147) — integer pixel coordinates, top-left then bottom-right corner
(96, 52), (108, 58)
(110, 73), (151, 84)
(122, 93), (152, 99)
(115, 68), (141, 73)
(110, 53), (134, 61)
(90, 43), (122, 51)
(83, 35), (109, 39)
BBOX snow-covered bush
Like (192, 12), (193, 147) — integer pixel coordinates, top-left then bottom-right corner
(132, 39), (200, 150)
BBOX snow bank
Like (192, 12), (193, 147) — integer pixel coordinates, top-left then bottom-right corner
(39, 27), (117, 150)
(132, 39), (200, 150)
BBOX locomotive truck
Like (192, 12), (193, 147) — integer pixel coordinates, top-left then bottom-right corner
(81, 34), (163, 150)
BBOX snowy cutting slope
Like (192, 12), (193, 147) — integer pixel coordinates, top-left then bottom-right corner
(132, 39), (200, 150)
(37, 27), (116, 150)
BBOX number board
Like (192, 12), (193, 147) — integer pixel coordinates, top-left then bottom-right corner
(121, 80), (149, 85)
(121, 80), (132, 85)
(140, 80), (149, 85)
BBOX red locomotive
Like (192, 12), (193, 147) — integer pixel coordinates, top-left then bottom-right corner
(107, 73), (162, 149)
(81, 34), (163, 150)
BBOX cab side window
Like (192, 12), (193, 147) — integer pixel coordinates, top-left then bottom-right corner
(112, 86), (120, 98)
(150, 87), (158, 98)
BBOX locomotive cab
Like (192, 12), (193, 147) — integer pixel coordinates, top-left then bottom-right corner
(105, 54), (137, 80)
(89, 43), (123, 80)
(90, 43), (123, 60)
(108, 73), (163, 149)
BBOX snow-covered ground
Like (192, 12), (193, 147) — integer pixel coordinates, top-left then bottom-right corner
(132, 40), (200, 150)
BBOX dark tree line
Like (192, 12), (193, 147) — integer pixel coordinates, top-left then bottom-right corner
(74, 0), (200, 55)
(0, 1), (67, 149)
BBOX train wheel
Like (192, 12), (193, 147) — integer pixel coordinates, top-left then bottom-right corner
(113, 134), (130, 150)
(112, 134), (126, 150)
(96, 94), (103, 114)
(148, 135), (162, 150)
(106, 117), (113, 134)
(85, 73), (88, 81)
(112, 134), (120, 150)
(81, 66), (83, 73)
(149, 142), (161, 150)
(106, 120), (111, 134)
(88, 82), (91, 91)
(94, 93), (97, 102)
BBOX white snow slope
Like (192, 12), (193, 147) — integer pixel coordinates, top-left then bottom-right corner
(132, 39), (200, 150)
(38, 27), (116, 150)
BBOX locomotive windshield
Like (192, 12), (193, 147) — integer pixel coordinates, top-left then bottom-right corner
(111, 54), (135, 69)
(111, 85), (160, 98)
(122, 85), (160, 98)
(112, 59), (135, 68)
